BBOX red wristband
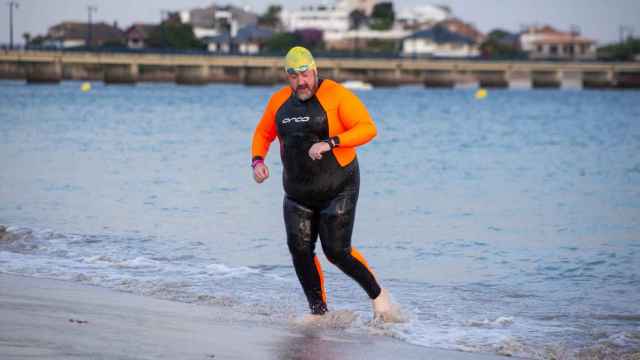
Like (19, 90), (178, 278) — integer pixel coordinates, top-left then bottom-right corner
(251, 159), (264, 169)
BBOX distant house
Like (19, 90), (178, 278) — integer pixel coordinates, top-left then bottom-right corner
(124, 23), (158, 49)
(235, 25), (274, 54)
(283, 0), (410, 51)
(180, 5), (258, 39)
(282, 0), (415, 50)
(520, 26), (596, 60)
(402, 24), (480, 58)
(284, 0), (379, 31)
(438, 18), (484, 44)
(44, 21), (124, 48)
(203, 25), (273, 54)
(204, 33), (233, 53)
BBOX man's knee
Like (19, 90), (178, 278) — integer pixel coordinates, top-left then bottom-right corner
(288, 238), (313, 258)
(323, 244), (351, 265)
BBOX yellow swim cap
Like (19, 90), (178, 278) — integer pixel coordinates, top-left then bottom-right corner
(285, 46), (316, 74)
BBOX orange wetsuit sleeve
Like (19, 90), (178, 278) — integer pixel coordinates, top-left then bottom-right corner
(251, 94), (280, 160)
(336, 87), (377, 148)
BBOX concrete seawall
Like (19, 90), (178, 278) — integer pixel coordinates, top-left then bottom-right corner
(1, 50), (639, 89)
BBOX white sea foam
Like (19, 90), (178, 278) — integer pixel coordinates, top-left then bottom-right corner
(205, 263), (260, 278)
(83, 255), (116, 264)
(465, 316), (514, 328)
(82, 255), (162, 270)
(115, 256), (161, 269)
(290, 309), (359, 330)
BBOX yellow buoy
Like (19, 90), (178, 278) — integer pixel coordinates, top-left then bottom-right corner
(81, 82), (91, 92)
(475, 88), (487, 100)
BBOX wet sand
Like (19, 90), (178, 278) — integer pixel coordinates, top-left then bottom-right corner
(0, 273), (510, 359)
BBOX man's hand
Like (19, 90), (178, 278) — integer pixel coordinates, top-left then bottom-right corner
(253, 163), (270, 183)
(308, 141), (331, 160)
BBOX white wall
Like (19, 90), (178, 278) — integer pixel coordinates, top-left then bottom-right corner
(207, 43), (230, 53)
(529, 43), (596, 60)
(324, 28), (410, 42)
(281, 5), (350, 33)
(239, 42), (260, 54)
(402, 38), (479, 58)
(194, 27), (219, 39)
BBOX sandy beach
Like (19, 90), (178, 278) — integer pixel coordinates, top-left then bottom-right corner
(0, 273), (512, 360)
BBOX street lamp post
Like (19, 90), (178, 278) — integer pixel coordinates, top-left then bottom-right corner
(8, 1), (19, 49)
(570, 24), (580, 60)
(160, 10), (169, 49)
(87, 5), (97, 49)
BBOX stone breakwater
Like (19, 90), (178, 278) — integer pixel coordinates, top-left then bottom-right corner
(1, 50), (640, 88)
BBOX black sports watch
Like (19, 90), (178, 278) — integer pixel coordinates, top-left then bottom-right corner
(325, 136), (340, 149)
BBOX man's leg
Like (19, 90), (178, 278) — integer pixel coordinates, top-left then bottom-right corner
(317, 187), (382, 300)
(283, 196), (327, 315)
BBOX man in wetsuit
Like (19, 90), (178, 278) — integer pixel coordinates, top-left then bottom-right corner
(251, 46), (392, 320)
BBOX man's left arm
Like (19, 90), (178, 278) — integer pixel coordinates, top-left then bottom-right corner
(334, 89), (377, 148)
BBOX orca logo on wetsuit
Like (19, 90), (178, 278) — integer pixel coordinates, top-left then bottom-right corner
(282, 116), (310, 124)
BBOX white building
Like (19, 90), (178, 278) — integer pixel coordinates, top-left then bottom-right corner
(281, 0), (414, 50)
(397, 5), (450, 30)
(179, 5), (257, 39)
(520, 26), (596, 60)
(280, 2), (351, 34)
(43, 22), (124, 48)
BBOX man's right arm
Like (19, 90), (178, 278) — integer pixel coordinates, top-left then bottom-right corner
(251, 95), (279, 183)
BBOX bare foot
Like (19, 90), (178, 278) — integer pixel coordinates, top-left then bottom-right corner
(372, 288), (407, 323)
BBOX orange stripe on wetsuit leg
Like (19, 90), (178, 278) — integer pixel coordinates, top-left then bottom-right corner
(314, 255), (327, 304)
(350, 247), (377, 280)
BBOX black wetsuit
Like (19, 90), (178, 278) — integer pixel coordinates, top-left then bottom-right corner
(276, 82), (381, 315)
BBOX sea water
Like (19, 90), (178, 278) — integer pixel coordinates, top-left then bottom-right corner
(1, 81), (639, 359)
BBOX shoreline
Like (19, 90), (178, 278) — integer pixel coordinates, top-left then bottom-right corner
(0, 272), (512, 359)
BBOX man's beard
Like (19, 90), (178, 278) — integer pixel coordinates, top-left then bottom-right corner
(295, 85), (314, 101)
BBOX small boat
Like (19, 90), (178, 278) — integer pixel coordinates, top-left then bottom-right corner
(341, 80), (373, 91)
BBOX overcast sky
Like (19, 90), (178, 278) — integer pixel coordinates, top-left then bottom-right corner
(2, 0), (639, 45)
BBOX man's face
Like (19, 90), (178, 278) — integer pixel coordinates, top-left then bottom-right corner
(287, 69), (317, 101)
